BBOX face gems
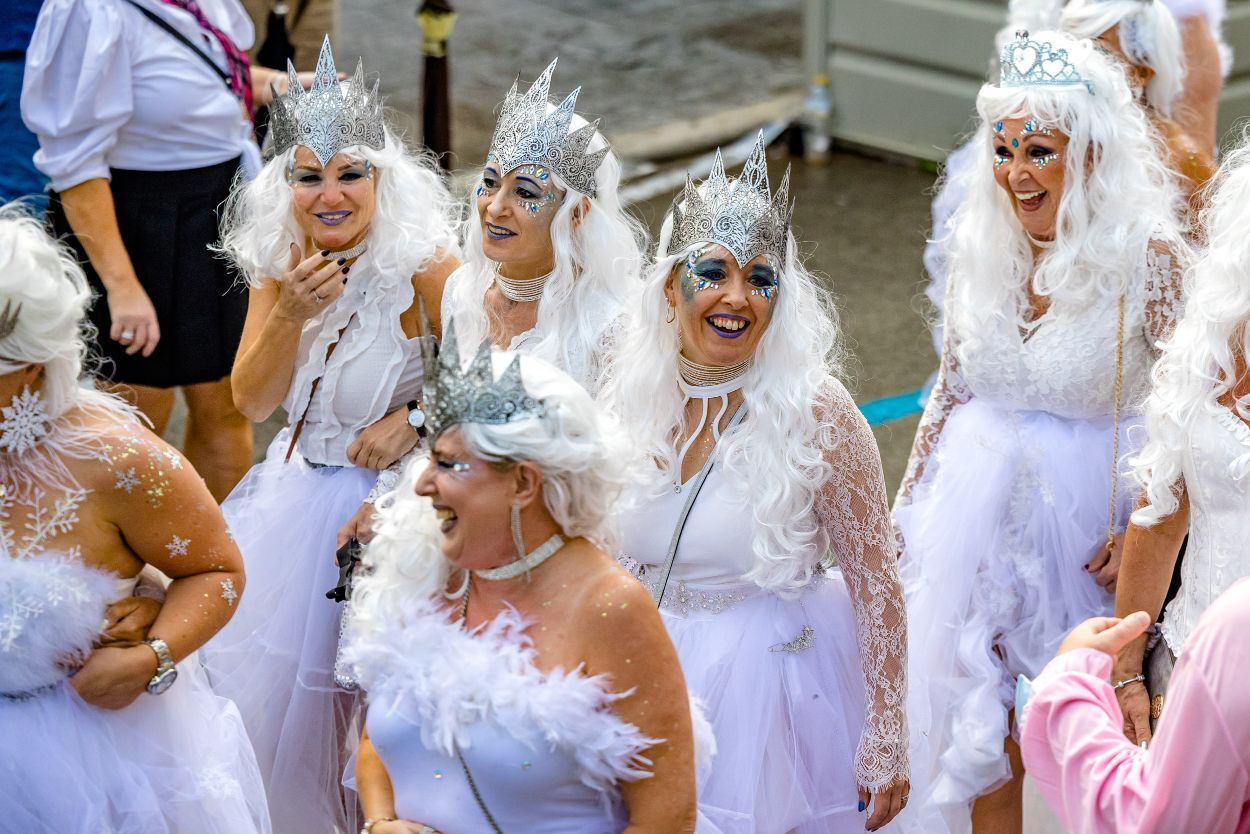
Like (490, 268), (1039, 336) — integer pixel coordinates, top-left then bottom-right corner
(1033, 152), (1061, 169)
(475, 183), (485, 197)
(165, 535), (191, 558)
(513, 164), (560, 215)
(995, 155), (1008, 169)
(750, 283), (777, 302)
(1021, 119), (1053, 138)
(0, 386), (51, 455)
(220, 578), (238, 606)
(679, 246), (715, 301)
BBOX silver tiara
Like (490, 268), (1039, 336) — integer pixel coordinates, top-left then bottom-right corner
(663, 131), (793, 268)
(268, 35), (386, 165)
(487, 58), (607, 198)
(1000, 30), (1095, 94)
(421, 319), (547, 439)
(0, 300), (20, 341)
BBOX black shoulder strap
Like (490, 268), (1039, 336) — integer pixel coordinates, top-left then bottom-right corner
(122, 0), (232, 88)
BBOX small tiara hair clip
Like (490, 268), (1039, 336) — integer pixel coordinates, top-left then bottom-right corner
(1000, 30), (1095, 95)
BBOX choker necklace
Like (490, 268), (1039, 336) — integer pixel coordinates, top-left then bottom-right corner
(677, 352), (750, 389)
(474, 534), (565, 581)
(494, 270), (551, 303)
(327, 239), (369, 261)
(1027, 233), (1055, 250)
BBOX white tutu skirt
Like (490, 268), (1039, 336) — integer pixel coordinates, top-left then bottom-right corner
(0, 662), (270, 833)
(666, 574), (935, 834)
(894, 399), (1131, 815)
(201, 432), (372, 834)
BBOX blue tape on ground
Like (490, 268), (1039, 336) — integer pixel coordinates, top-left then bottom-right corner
(859, 388), (925, 426)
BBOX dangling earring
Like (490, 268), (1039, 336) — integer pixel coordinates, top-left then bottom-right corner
(0, 385), (51, 454)
(510, 501), (526, 560)
(666, 304), (676, 324)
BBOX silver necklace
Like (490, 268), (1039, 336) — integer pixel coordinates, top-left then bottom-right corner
(473, 534), (565, 581)
(494, 270), (550, 303)
(677, 352), (750, 388)
(327, 238), (369, 261)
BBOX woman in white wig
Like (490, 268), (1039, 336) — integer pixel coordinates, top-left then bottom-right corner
(345, 330), (698, 833)
(893, 30), (1189, 833)
(441, 58), (645, 394)
(1112, 138), (1250, 747)
(0, 204), (269, 832)
(606, 133), (934, 833)
(201, 37), (458, 833)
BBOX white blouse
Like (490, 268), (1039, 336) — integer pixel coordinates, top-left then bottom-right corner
(21, 0), (255, 191)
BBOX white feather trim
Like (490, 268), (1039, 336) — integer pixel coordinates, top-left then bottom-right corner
(0, 552), (114, 694)
(687, 693), (717, 783)
(344, 597), (659, 794)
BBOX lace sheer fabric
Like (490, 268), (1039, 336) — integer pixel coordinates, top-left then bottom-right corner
(896, 241), (1185, 509)
(815, 383), (910, 791)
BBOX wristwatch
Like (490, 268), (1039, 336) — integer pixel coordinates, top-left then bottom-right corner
(144, 637), (178, 695)
(406, 399), (427, 438)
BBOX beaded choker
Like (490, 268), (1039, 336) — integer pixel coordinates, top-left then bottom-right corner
(473, 534), (565, 581)
(327, 238), (369, 261)
(494, 270), (551, 303)
(677, 352), (750, 390)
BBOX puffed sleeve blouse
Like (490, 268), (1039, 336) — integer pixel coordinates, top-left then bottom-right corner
(21, 0), (255, 192)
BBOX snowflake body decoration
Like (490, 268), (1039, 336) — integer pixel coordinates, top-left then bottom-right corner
(165, 535), (191, 558)
(220, 578), (238, 607)
(114, 468), (140, 493)
(0, 386), (51, 455)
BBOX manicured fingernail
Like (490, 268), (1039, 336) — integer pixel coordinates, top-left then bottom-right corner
(858, 801), (865, 812)
(342, 266), (350, 274)
(321, 249), (329, 256)
(337, 257), (346, 265)
(342, 277), (348, 284)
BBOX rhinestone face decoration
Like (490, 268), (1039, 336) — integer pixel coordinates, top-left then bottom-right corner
(268, 35), (386, 166)
(664, 131), (793, 269)
(1000, 30), (1094, 95)
(421, 320), (547, 439)
(486, 58), (608, 198)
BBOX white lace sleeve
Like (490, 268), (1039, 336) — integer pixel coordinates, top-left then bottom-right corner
(1143, 240), (1186, 354)
(816, 382), (910, 792)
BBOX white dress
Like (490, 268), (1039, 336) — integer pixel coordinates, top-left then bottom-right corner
(893, 246), (1183, 816)
(201, 254), (423, 834)
(344, 598), (656, 833)
(0, 411), (270, 833)
(1159, 403), (1250, 654)
(619, 379), (939, 834)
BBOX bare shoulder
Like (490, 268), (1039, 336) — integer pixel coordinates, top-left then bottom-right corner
(69, 404), (193, 503)
(563, 548), (670, 668)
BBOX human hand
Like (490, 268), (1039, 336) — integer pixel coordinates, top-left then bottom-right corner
(374, 820), (440, 834)
(70, 644), (158, 710)
(336, 503), (377, 552)
(347, 408), (419, 471)
(98, 596), (162, 647)
(859, 778), (910, 831)
(107, 280), (161, 357)
(1114, 675), (1153, 747)
(1058, 611), (1151, 657)
(1085, 532), (1125, 594)
(273, 243), (349, 323)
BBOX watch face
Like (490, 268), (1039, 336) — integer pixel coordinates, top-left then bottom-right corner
(148, 668), (178, 695)
(407, 409), (426, 429)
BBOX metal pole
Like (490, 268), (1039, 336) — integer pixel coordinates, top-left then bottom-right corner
(801, 0), (833, 163)
(417, 0), (458, 170)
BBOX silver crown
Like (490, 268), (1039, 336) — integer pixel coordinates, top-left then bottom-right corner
(268, 35), (386, 165)
(1000, 30), (1095, 94)
(663, 131), (793, 268)
(421, 318), (546, 439)
(487, 58), (608, 198)
(0, 300), (20, 341)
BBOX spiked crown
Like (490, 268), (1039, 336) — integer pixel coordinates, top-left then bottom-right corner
(421, 319), (547, 439)
(269, 35), (386, 165)
(663, 131), (793, 268)
(487, 58), (608, 198)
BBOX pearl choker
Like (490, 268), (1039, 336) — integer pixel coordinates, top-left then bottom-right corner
(473, 534), (565, 581)
(677, 353), (750, 389)
(494, 270), (551, 303)
(327, 239), (369, 261)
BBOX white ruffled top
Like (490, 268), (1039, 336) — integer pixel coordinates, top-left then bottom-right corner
(345, 598), (656, 833)
(281, 253), (424, 467)
(21, 0), (255, 191)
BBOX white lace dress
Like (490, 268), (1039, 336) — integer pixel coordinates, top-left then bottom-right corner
(1159, 403), (1250, 654)
(620, 379), (940, 834)
(344, 598), (657, 833)
(0, 414), (270, 833)
(201, 253), (424, 834)
(893, 247), (1183, 815)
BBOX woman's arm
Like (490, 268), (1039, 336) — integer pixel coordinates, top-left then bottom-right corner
(1110, 489), (1189, 744)
(404, 249), (461, 341)
(579, 569), (698, 834)
(356, 728), (399, 826)
(230, 244), (348, 420)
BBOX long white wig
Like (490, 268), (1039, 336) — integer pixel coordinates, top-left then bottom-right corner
(603, 210), (844, 594)
(348, 351), (635, 622)
(446, 115), (648, 389)
(216, 124), (459, 287)
(944, 31), (1184, 357)
(1062, 0), (1185, 116)
(1132, 139), (1250, 525)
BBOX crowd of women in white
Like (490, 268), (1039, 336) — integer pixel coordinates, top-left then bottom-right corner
(3, 0), (1250, 831)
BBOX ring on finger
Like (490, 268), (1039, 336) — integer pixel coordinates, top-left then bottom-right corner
(901, 794), (909, 806)
(313, 290), (324, 302)
(120, 329), (136, 341)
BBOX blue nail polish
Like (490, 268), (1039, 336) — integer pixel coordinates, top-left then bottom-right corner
(858, 800), (866, 812)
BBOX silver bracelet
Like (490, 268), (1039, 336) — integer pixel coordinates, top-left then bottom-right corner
(360, 819), (394, 834)
(1112, 673), (1146, 690)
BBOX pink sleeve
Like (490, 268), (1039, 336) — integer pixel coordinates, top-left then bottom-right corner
(1020, 647), (1249, 834)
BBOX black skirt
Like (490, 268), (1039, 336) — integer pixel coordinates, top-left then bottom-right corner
(47, 157), (247, 388)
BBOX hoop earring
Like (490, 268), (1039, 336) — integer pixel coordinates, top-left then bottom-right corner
(666, 305), (676, 324)
(510, 501), (526, 560)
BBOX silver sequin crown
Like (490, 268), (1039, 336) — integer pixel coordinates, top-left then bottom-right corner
(663, 131), (793, 268)
(1000, 30), (1095, 94)
(487, 58), (607, 198)
(421, 319), (547, 438)
(268, 35), (386, 165)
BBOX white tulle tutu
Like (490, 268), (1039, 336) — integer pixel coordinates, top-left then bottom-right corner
(664, 573), (937, 834)
(201, 431), (373, 833)
(894, 399), (1131, 814)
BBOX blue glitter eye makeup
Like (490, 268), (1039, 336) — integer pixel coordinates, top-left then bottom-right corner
(1032, 152), (1061, 169)
(679, 246), (719, 300)
(513, 165), (560, 215)
(995, 155), (1008, 168)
